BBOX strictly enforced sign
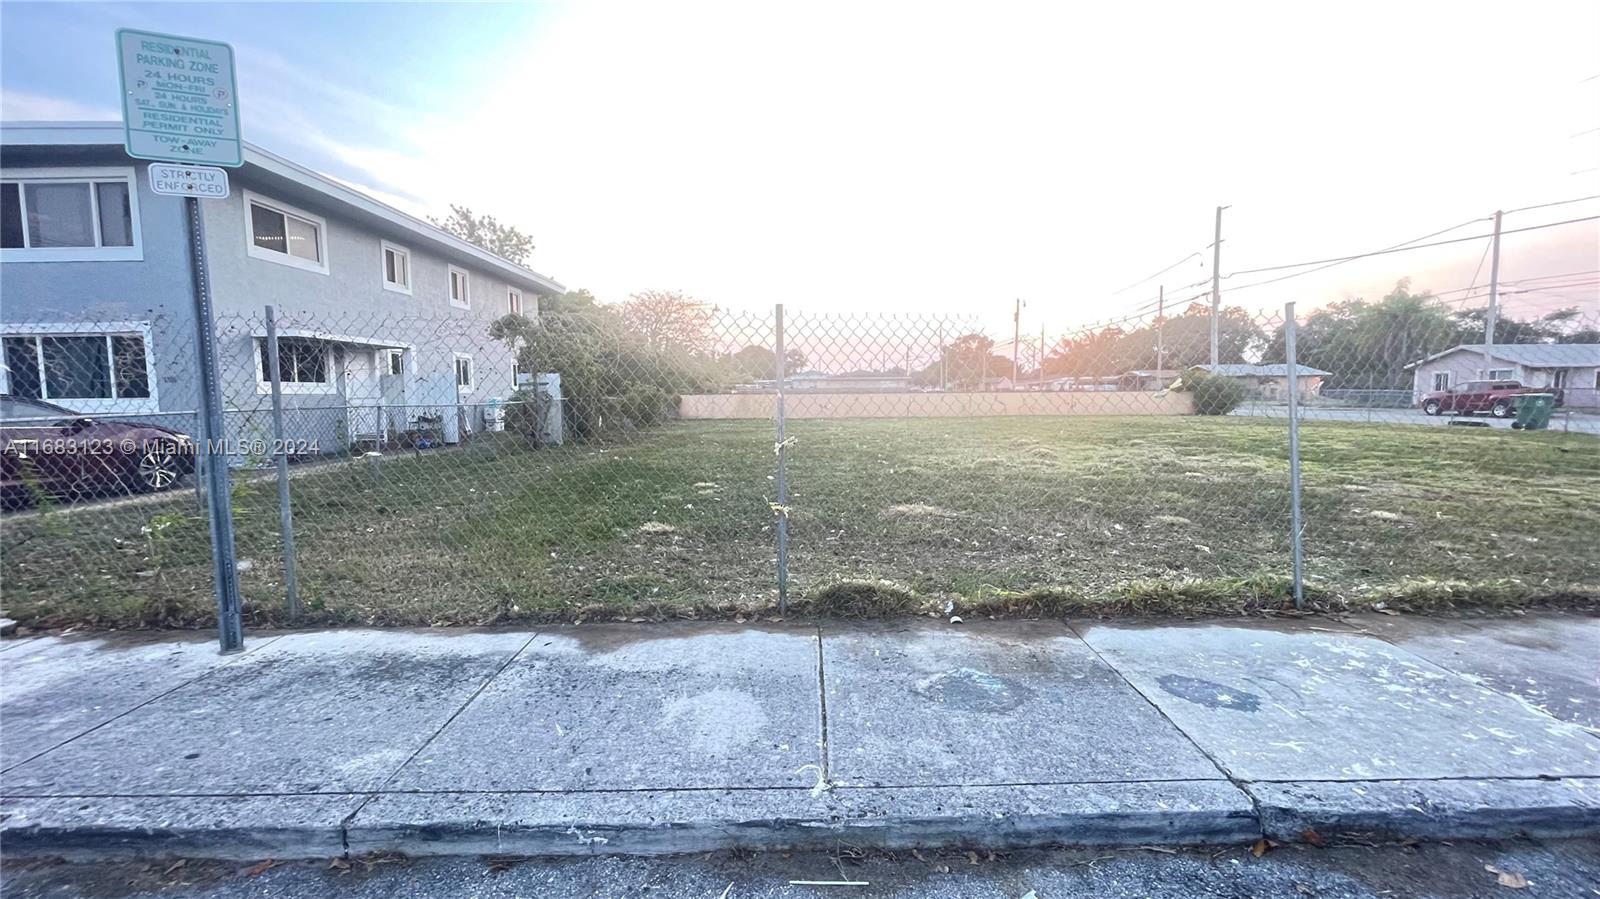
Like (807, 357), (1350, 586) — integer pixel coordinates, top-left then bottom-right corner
(117, 29), (242, 167)
(148, 163), (230, 198)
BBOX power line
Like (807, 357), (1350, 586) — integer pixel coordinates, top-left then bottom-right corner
(1109, 251), (1205, 297)
(1213, 215), (1488, 295)
(1502, 194), (1600, 214)
(1220, 215), (1599, 292)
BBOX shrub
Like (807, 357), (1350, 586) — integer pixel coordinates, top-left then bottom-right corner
(1179, 368), (1249, 415)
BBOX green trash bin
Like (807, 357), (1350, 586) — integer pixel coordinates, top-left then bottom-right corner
(1511, 393), (1555, 430)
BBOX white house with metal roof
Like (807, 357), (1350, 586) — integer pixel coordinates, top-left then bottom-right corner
(1193, 362), (1332, 400)
(1, 121), (565, 448)
(1405, 343), (1600, 410)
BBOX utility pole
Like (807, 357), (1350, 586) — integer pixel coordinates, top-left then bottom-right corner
(1209, 205), (1225, 366)
(1012, 298), (1022, 385)
(1155, 285), (1166, 375)
(1485, 209), (1503, 347)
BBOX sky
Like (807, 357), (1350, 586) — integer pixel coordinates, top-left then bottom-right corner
(2, 1), (1597, 338)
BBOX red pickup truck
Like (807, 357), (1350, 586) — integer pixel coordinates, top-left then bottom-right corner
(1419, 380), (1561, 418)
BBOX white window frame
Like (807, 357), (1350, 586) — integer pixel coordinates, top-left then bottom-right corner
(384, 348), (405, 376)
(1431, 371), (1450, 391)
(243, 189), (329, 275)
(1, 166), (144, 263)
(453, 352), (475, 395)
(252, 336), (337, 395)
(380, 240), (412, 295)
(0, 321), (160, 414)
(448, 265), (471, 309)
(1486, 368), (1514, 381)
(507, 287), (523, 315)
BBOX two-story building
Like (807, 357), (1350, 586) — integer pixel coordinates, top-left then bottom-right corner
(1, 120), (564, 453)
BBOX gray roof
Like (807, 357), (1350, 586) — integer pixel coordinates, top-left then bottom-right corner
(1195, 363), (1332, 378)
(1404, 343), (1600, 370)
(0, 122), (565, 295)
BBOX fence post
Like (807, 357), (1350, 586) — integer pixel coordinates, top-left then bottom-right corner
(263, 305), (300, 621)
(774, 303), (790, 614)
(1284, 302), (1305, 610)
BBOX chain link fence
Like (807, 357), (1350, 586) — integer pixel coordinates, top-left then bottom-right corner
(2, 299), (1595, 631)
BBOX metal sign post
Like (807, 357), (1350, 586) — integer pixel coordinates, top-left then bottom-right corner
(121, 28), (246, 651)
(187, 197), (244, 651)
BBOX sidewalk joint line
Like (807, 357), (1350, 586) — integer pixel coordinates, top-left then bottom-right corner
(1062, 620), (1264, 832)
(0, 633), (287, 778)
(814, 625), (831, 786)
(335, 629), (544, 851)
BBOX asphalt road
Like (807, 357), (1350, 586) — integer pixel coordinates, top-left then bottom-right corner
(5, 840), (1599, 898)
(1235, 402), (1600, 434)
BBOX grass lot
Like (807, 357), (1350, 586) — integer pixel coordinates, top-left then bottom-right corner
(2, 416), (1596, 629)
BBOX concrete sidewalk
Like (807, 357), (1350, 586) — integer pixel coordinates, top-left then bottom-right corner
(1, 615), (1596, 861)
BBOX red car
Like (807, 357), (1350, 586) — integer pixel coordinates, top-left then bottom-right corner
(1419, 380), (1557, 418)
(1, 395), (194, 504)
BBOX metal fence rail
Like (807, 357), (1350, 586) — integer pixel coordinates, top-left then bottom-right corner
(3, 298), (1596, 639)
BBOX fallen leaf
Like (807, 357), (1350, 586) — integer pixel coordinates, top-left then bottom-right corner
(1251, 838), (1270, 858)
(1485, 865), (1530, 889)
(1300, 828), (1325, 847)
(244, 860), (276, 877)
(162, 860), (187, 876)
(966, 850), (979, 865)
(327, 857), (350, 872)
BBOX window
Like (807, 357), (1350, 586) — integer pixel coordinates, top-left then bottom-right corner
(381, 241), (411, 294)
(1431, 372), (1450, 391)
(1486, 368), (1513, 381)
(507, 288), (523, 315)
(448, 266), (470, 309)
(244, 190), (328, 273)
(255, 337), (333, 393)
(385, 349), (404, 376)
(0, 168), (142, 262)
(454, 353), (474, 393)
(0, 331), (153, 406)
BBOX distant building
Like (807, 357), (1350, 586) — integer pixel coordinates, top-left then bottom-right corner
(1118, 369), (1182, 391)
(1192, 363), (1330, 400)
(1404, 344), (1600, 409)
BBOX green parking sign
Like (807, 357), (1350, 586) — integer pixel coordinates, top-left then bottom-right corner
(117, 28), (243, 167)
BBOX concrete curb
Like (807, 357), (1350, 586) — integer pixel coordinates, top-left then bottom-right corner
(1248, 777), (1600, 841)
(8, 778), (1598, 862)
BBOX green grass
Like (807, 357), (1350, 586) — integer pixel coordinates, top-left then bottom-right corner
(2, 416), (1596, 629)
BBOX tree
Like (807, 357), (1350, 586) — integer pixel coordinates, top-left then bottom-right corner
(540, 288), (602, 314)
(1263, 280), (1470, 388)
(430, 204), (535, 265)
(620, 290), (714, 354)
(723, 345), (807, 380)
(1450, 305), (1596, 344)
(489, 300), (721, 440)
(1036, 304), (1266, 380)
(911, 333), (1012, 388)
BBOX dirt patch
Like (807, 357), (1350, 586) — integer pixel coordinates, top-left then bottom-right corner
(882, 503), (959, 520)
